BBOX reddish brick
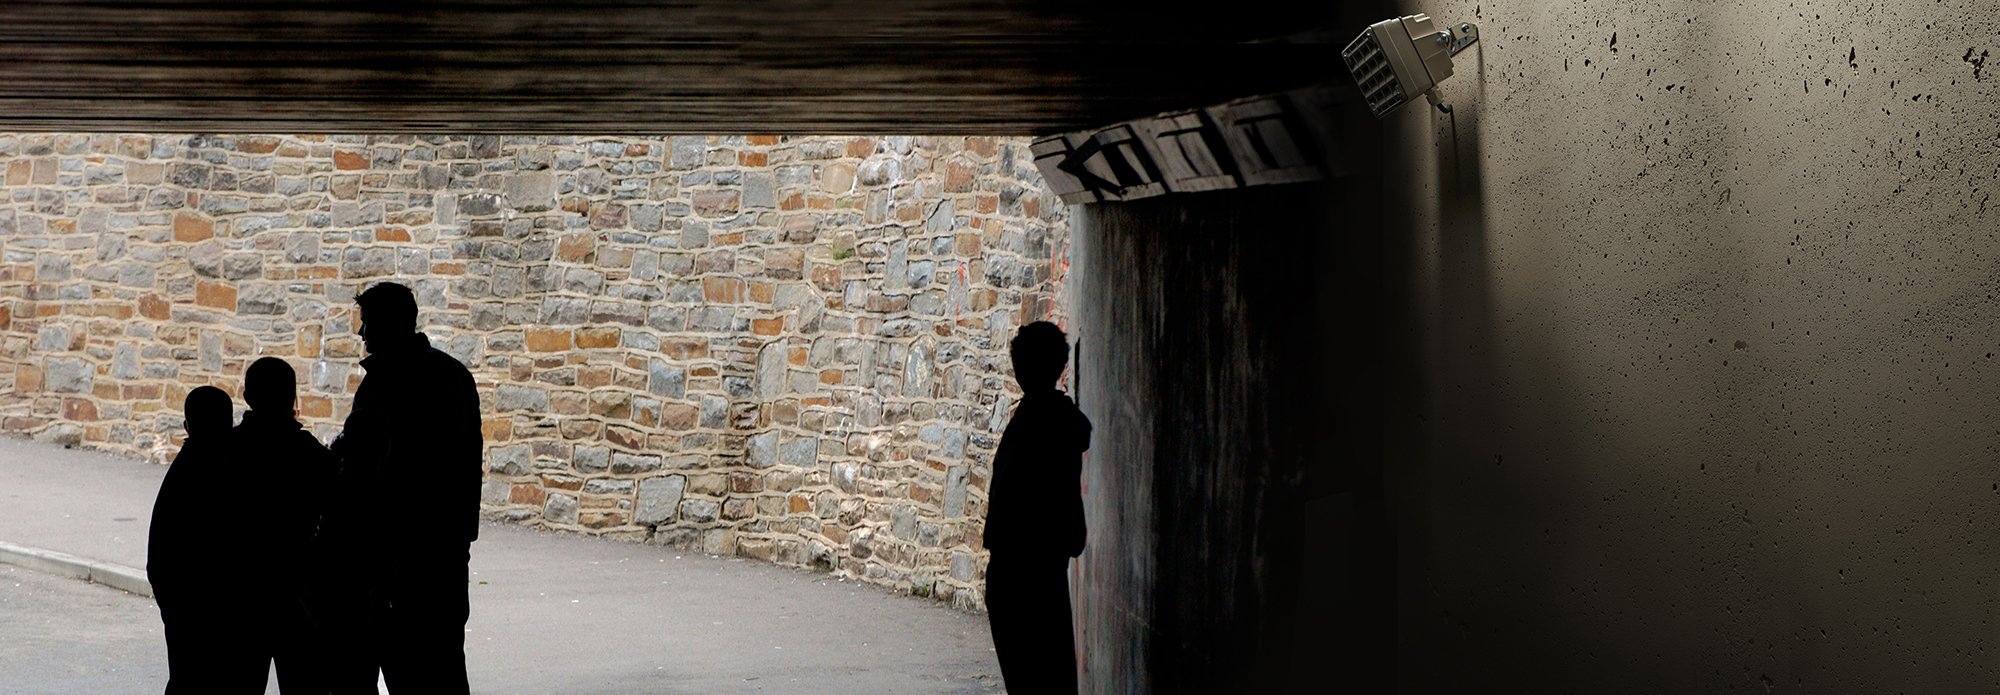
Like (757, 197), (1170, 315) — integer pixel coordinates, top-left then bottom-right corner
(137, 293), (170, 320)
(333, 150), (367, 170)
(173, 212), (213, 242)
(660, 403), (699, 431)
(524, 329), (571, 352)
(820, 523), (848, 544)
(481, 418), (513, 442)
(299, 395), (333, 418)
(748, 281), (775, 304)
(750, 318), (784, 336)
(945, 160), (975, 192)
(574, 327), (620, 349)
(745, 135), (780, 146)
(376, 226), (411, 243)
(557, 233), (595, 262)
(819, 370), (843, 385)
(605, 425), (645, 450)
(691, 190), (739, 217)
(297, 325), (321, 358)
(238, 136), (281, 154)
(510, 484), (547, 506)
(789, 494), (811, 514)
(580, 511), (627, 529)
(763, 248), (804, 279)
(195, 281), (236, 309)
(809, 265), (841, 292)
(63, 398), (97, 421)
(846, 138), (875, 158)
(702, 277), (744, 303)
(540, 474), (583, 491)
(738, 151), (768, 167)
(661, 339), (708, 360)
(577, 366), (613, 388)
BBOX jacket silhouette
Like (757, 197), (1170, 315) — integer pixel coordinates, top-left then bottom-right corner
(321, 285), (482, 695)
(233, 386), (339, 694)
(982, 387), (1092, 557)
(982, 321), (1092, 695)
(150, 386), (254, 694)
(328, 330), (482, 563)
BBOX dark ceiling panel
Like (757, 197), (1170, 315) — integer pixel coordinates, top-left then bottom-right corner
(0, 0), (1348, 134)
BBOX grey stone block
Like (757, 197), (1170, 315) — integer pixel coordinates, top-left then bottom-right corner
(637, 475), (687, 524)
(495, 384), (549, 412)
(746, 431), (778, 468)
(44, 357), (91, 394)
(503, 171), (556, 211)
(544, 493), (579, 524)
(573, 446), (610, 474)
(679, 498), (720, 523)
(779, 436), (818, 468)
(943, 466), (968, 517)
(646, 360), (685, 399)
(481, 480), (512, 506)
(489, 444), (532, 475)
(610, 452), (663, 474)
(755, 343), (786, 400)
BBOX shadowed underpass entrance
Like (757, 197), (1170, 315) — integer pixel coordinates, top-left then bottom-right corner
(0, 2), (1375, 693)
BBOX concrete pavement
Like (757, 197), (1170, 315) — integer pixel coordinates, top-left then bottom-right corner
(0, 436), (1005, 694)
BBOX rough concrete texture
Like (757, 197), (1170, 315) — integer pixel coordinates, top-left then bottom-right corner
(1381, 0), (2000, 690)
(1068, 186), (1343, 694)
(0, 133), (1071, 609)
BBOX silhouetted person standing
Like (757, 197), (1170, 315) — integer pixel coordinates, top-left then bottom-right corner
(150, 386), (252, 694)
(324, 281), (482, 695)
(983, 321), (1092, 694)
(236, 357), (335, 693)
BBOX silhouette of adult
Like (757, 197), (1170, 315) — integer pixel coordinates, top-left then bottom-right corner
(323, 281), (482, 695)
(150, 385), (251, 694)
(236, 357), (336, 693)
(982, 321), (1092, 694)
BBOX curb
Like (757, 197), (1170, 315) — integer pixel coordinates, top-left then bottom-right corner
(0, 539), (153, 597)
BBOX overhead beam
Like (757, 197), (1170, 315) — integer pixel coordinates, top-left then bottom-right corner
(0, 0), (1347, 134)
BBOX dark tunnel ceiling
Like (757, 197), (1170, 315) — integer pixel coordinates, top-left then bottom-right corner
(0, 0), (1348, 135)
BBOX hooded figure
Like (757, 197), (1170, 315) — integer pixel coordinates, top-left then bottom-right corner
(149, 385), (251, 694)
(982, 321), (1093, 694)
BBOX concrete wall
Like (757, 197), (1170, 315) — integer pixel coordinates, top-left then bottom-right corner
(0, 133), (1069, 609)
(1384, 0), (2000, 690)
(1068, 184), (1358, 693)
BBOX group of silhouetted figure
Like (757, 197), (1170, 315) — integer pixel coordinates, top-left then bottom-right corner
(146, 277), (1091, 694)
(148, 282), (483, 694)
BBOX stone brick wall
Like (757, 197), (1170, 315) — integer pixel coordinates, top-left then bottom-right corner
(0, 133), (1070, 609)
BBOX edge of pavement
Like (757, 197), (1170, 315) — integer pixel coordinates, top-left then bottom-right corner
(0, 539), (153, 597)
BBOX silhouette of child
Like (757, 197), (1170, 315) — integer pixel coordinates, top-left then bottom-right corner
(149, 385), (246, 693)
(235, 357), (336, 693)
(982, 321), (1092, 694)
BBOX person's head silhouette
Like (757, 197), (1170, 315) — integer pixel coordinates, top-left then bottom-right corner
(244, 357), (297, 419)
(355, 281), (418, 356)
(1010, 321), (1070, 392)
(184, 385), (233, 439)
